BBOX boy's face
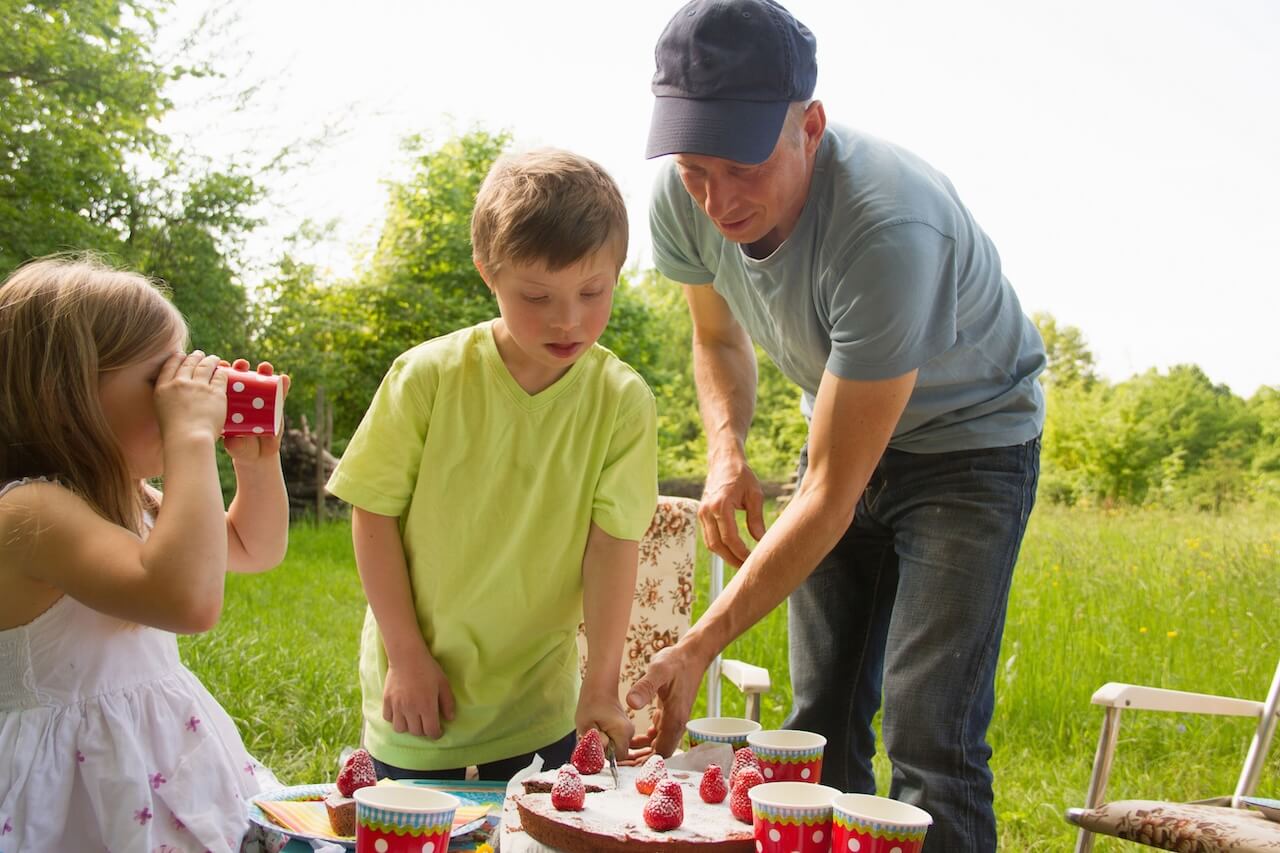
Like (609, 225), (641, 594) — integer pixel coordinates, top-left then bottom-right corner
(481, 243), (620, 393)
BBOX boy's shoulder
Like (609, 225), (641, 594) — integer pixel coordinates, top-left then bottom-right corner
(580, 343), (655, 409)
(387, 322), (491, 377)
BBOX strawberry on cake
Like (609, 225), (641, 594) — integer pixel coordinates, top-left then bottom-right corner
(512, 746), (755, 853)
(325, 748), (377, 836)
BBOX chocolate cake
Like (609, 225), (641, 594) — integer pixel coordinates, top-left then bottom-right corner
(514, 764), (753, 853)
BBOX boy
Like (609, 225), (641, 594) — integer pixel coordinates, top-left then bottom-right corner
(327, 149), (658, 780)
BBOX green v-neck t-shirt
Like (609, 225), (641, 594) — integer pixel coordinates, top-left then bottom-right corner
(326, 320), (658, 769)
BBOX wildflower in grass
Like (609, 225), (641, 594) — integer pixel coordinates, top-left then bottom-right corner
(1140, 626), (1148, 634)
(1184, 537), (1200, 549)
(1167, 630), (1178, 639)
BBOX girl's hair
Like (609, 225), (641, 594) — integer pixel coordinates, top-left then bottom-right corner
(0, 255), (187, 533)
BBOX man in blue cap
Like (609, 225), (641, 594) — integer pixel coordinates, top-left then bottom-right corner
(625, 1), (1046, 850)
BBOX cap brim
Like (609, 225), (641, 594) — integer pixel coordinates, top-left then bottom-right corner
(645, 97), (790, 164)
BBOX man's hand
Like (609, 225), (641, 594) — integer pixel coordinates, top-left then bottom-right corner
(382, 653), (456, 739)
(575, 689), (635, 766)
(699, 454), (768, 568)
(626, 641), (709, 757)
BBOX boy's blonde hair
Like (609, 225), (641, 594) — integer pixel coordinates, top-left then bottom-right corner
(471, 148), (629, 274)
(0, 256), (187, 533)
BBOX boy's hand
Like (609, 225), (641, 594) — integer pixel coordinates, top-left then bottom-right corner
(575, 689), (635, 766)
(222, 359), (291, 462)
(383, 653), (456, 739)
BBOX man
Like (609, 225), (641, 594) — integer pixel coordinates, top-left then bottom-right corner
(624, 1), (1046, 850)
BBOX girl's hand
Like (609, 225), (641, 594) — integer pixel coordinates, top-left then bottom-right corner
(222, 359), (291, 461)
(154, 350), (228, 443)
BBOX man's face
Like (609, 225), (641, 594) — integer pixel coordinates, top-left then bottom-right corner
(674, 119), (815, 255)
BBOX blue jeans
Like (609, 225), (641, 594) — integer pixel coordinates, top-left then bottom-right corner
(787, 437), (1039, 853)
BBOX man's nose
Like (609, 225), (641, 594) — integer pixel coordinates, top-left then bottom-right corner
(702, 176), (735, 220)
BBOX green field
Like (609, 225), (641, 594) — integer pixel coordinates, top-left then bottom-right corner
(182, 504), (1280, 850)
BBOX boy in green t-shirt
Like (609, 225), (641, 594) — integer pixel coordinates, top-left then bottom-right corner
(326, 149), (658, 781)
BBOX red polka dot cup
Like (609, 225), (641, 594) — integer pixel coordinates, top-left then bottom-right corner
(749, 781), (840, 853)
(353, 785), (459, 853)
(686, 716), (762, 750)
(747, 729), (827, 783)
(223, 367), (283, 436)
(832, 792), (932, 853)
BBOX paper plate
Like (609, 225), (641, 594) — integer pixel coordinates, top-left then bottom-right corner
(249, 781), (502, 849)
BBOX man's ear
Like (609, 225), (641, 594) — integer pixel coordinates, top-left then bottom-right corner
(803, 100), (827, 155)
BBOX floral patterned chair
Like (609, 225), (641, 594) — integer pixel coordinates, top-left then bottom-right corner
(1066, 655), (1280, 852)
(577, 495), (771, 737)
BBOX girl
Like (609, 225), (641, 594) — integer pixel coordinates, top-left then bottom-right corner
(0, 257), (291, 852)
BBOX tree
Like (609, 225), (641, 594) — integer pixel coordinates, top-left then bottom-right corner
(1033, 311), (1098, 389)
(1, 1), (269, 356)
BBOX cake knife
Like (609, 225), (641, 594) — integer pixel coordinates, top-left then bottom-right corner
(604, 737), (620, 789)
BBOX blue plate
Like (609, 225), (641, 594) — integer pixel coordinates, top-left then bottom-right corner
(249, 780), (505, 850)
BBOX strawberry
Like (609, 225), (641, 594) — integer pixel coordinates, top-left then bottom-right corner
(635, 754), (667, 795)
(570, 729), (606, 775)
(642, 778), (684, 831)
(699, 763), (727, 804)
(728, 746), (760, 789)
(551, 764), (585, 811)
(336, 748), (377, 798)
(729, 765), (764, 823)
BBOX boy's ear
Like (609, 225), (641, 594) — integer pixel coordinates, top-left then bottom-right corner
(473, 255), (493, 290)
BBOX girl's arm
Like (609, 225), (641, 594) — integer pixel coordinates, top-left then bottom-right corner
(576, 522), (639, 755)
(222, 361), (290, 573)
(0, 352), (230, 633)
(353, 507), (456, 739)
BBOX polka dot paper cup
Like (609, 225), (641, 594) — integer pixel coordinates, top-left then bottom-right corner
(747, 729), (827, 783)
(832, 792), (932, 853)
(354, 785), (459, 853)
(223, 367), (283, 436)
(685, 716), (762, 750)
(749, 781), (840, 853)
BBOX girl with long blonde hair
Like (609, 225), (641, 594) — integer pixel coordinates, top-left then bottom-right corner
(0, 256), (291, 852)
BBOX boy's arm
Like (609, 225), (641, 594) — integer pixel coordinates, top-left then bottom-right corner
(352, 506), (455, 739)
(577, 521), (639, 757)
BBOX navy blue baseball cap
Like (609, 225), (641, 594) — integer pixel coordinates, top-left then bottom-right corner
(646, 0), (817, 164)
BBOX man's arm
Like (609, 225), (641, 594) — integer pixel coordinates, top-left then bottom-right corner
(683, 284), (767, 566)
(629, 364), (916, 755)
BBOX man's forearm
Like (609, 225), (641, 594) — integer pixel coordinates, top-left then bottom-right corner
(691, 328), (757, 463)
(680, 478), (855, 664)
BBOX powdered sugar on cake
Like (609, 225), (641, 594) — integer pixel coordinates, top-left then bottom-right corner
(517, 763), (752, 845)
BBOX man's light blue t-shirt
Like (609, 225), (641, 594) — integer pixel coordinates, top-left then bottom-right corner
(650, 124), (1046, 453)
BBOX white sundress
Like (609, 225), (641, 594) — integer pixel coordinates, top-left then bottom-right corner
(0, 478), (281, 853)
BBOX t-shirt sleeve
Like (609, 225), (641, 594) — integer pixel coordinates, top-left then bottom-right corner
(325, 354), (434, 517)
(650, 163), (715, 286)
(591, 387), (659, 542)
(824, 221), (959, 381)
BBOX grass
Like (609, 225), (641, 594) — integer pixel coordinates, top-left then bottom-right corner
(181, 504), (1280, 850)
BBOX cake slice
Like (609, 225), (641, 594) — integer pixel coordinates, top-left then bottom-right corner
(326, 748), (377, 835)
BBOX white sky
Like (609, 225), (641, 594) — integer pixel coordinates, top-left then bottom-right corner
(159, 0), (1279, 398)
